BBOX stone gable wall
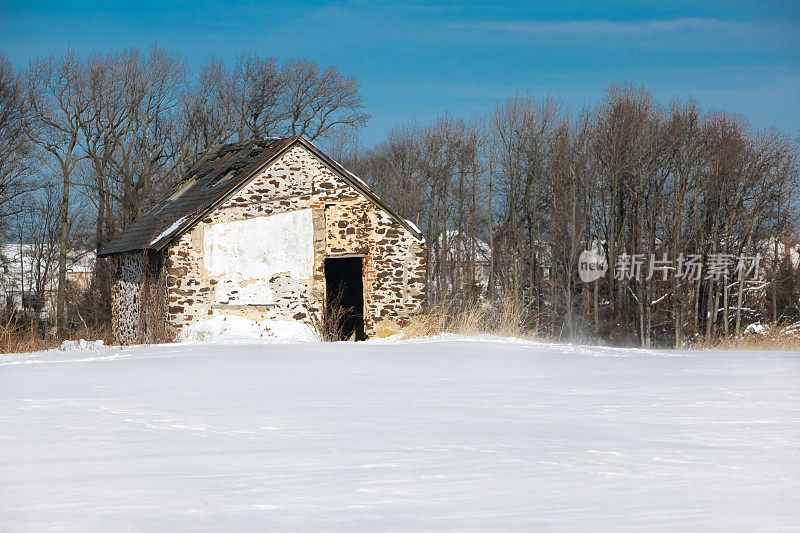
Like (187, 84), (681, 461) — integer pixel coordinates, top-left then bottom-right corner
(112, 144), (426, 343)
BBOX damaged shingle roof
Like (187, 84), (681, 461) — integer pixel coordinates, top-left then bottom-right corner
(98, 138), (294, 257)
(98, 136), (423, 258)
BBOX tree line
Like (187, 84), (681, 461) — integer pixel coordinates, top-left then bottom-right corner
(1, 46), (798, 346)
(351, 90), (800, 346)
(0, 46), (368, 333)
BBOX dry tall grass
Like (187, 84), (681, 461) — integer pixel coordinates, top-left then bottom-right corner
(0, 328), (61, 354)
(307, 288), (356, 342)
(691, 323), (800, 351)
(0, 312), (115, 355)
(403, 300), (800, 352)
(402, 295), (540, 340)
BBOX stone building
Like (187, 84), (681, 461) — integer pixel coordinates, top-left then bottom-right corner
(99, 137), (426, 344)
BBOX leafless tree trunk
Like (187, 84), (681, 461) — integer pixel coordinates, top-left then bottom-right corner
(26, 51), (90, 333)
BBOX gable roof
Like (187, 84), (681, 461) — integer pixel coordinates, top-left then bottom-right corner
(98, 137), (423, 257)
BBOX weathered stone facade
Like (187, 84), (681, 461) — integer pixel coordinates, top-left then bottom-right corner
(110, 143), (426, 343)
(110, 250), (169, 344)
(110, 252), (145, 344)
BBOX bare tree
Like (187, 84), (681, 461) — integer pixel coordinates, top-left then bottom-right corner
(110, 46), (187, 227)
(179, 58), (234, 155)
(14, 186), (61, 331)
(282, 59), (369, 141)
(0, 54), (38, 231)
(179, 55), (370, 148)
(8, 43), (798, 345)
(353, 124), (424, 223)
(25, 51), (90, 332)
(547, 113), (591, 339)
(228, 54), (284, 140)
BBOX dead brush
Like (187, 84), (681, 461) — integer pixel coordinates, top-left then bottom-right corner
(0, 312), (59, 354)
(307, 288), (355, 342)
(0, 308), (120, 354)
(402, 294), (540, 340)
(691, 323), (800, 351)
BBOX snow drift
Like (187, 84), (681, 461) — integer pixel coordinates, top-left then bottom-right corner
(175, 315), (318, 343)
(1, 338), (798, 531)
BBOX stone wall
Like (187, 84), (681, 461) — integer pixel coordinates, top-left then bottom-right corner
(313, 169), (426, 334)
(111, 250), (168, 344)
(118, 144), (425, 342)
(111, 252), (144, 344)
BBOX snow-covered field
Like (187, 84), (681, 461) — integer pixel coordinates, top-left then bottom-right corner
(1, 337), (798, 531)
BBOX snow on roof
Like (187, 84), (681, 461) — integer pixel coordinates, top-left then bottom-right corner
(404, 219), (422, 235)
(101, 137), (425, 256)
(150, 216), (190, 246)
(100, 138), (294, 257)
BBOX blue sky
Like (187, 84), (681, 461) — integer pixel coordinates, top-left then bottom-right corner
(1, 0), (798, 146)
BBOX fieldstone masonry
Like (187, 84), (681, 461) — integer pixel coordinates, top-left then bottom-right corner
(110, 144), (426, 343)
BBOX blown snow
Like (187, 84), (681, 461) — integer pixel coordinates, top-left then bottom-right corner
(1, 337), (798, 531)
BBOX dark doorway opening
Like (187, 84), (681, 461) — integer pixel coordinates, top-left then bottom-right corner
(324, 257), (365, 341)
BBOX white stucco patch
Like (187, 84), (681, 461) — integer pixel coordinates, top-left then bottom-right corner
(203, 210), (314, 305)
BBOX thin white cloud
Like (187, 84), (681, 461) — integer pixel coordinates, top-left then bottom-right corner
(451, 17), (745, 37)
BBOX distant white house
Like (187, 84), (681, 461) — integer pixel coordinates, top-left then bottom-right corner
(0, 244), (94, 318)
(434, 230), (492, 292)
(760, 234), (800, 270)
